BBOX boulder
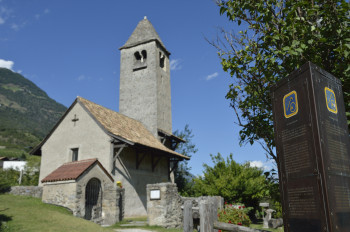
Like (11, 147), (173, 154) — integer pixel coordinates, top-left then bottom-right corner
(268, 218), (283, 229)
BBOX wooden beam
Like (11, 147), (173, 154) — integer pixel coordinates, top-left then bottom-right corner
(136, 153), (146, 169)
(170, 160), (179, 174)
(152, 156), (161, 172)
(113, 146), (125, 162)
(117, 156), (131, 179)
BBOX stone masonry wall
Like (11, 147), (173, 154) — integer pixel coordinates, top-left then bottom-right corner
(9, 186), (43, 198)
(42, 181), (77, 213)
(147, 182), (223, 229)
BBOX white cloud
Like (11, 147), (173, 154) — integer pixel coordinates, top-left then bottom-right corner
(44, 9), (50, 14)
(77, 75), (86, 81)
(170, 59), (182, 71)
(0, 59), (14, 70)
(0, 6), (12, 25)
(11, 23), (19, 31)
(206, 72), (218, 81)
(77, 74), (92, 81)
(249, 160), (271, 171)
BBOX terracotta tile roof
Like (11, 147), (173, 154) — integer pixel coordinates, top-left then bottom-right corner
(78, 97), (189, 160)
(41, 158), (113, 183)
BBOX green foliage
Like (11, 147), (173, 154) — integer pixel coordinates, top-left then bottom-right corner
(192, 153), (269, 210)
(213, 0), (350, 161)
(273, 201), (283, 219)
(173, 125), (198, 196)
(218, 203), (252, 226)
(22, 155), (41, 185)
(0, 68), (67, 160)
(0, 68), (66, 153)
(0, 155), (41, 188)
(0, 176), (11, 193)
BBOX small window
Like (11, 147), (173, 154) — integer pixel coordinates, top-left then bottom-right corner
(134, 51), (142, 61)
(133, 50), (147, 71)
(71, 148), (79, 162)
(159, 52), (165, 69)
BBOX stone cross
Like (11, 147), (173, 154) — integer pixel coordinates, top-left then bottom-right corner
(72, 114), (79, 126)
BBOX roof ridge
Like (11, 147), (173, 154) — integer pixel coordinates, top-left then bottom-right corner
(63, 158), (97, 166)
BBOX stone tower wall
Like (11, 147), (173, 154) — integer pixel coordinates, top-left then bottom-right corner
(156, 44), (172, 134)
(119, 41), (172, 137)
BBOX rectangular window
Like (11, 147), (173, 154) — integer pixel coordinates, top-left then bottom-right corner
(71, 148), (79, 162)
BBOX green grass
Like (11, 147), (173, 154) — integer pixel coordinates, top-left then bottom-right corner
(111, 217), (182, 232)
(0, 194), (283, 232)
(0, 194), (115, 232)
(250, 223), (284, 232)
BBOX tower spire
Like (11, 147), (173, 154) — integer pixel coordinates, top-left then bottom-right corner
(119, 17), (170, 55)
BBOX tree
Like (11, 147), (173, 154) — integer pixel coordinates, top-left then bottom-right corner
(211, 0), (350, 162)
(173, 124), (198, 196)
(192, 153), (270, 210)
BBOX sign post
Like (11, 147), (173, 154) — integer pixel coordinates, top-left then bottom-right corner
(271, 62), (350, 232)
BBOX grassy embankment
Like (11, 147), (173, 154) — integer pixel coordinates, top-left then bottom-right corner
(0, 194), (282, 232)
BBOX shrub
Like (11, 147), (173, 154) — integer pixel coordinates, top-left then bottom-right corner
(218, 202), (252, 227)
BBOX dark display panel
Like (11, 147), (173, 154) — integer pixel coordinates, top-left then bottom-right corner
(272, 62), (350, 232)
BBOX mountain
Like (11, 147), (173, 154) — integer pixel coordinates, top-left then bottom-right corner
(0, 68), (67, 157)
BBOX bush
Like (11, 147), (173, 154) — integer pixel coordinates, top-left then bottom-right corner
(218, 202), (252, 227)
(0, 178), (11, 193)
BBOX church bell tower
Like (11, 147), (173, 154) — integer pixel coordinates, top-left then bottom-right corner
(119, 17), (172, 137)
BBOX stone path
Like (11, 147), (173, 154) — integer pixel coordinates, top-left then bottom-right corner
(114, 229), (154, 232)
(114, 221), (154, 232)
(120, 221), (147, 227)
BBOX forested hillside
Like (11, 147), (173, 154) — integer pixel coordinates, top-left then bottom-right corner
(0, 68), (67, 157)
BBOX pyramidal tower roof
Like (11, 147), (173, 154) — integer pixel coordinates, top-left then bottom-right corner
(120, 16), (170, 54)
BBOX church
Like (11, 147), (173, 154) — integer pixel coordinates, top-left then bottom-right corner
(31, 17), (189, 224)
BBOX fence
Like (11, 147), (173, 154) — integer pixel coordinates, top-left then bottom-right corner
(183, 199), (270, 232)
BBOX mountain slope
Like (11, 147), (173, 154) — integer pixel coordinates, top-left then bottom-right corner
(0, 68), (67, 155)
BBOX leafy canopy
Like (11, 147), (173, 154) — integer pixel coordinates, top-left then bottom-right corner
(192, 153), (270, 209)
(173, 124), (198, 196)
(212, 0), (350, 161)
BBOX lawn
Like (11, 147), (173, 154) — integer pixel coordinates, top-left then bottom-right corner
(0, 194), (283, 232)
(0, 194), (114, 232)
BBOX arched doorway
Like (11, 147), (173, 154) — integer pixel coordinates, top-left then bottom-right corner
(85, 178), (102, 220)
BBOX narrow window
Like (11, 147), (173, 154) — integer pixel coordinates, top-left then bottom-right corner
(159, 52), (165, 69)
(71, 148), (79, 162)
(141, 50), (147, 62)
(134, 51), (141, 61)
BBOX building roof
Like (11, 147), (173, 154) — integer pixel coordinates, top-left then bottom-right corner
(31, 97), (189, 160)
(120, 17), (170, 55)
(78, 97), (189, 160)
(41, 158), (113, 183)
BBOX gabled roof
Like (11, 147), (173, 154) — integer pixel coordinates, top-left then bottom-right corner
(78, 97), (188, 160)
(119, 17), (170, 55)
(41, 158), (113, 183)
(31, 97), (189, 160)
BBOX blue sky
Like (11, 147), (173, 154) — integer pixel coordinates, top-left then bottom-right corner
(0, 0), (274, 175)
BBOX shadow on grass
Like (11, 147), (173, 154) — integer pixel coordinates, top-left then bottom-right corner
(0, 208), (12, 231)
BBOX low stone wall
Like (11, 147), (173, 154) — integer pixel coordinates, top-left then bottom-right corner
(146, 183), (223, 228)
(9, 186), (43, 198)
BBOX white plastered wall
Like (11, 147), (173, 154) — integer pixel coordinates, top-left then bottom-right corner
(114, 147), (170, 217)
(39, 102), (111, 186)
